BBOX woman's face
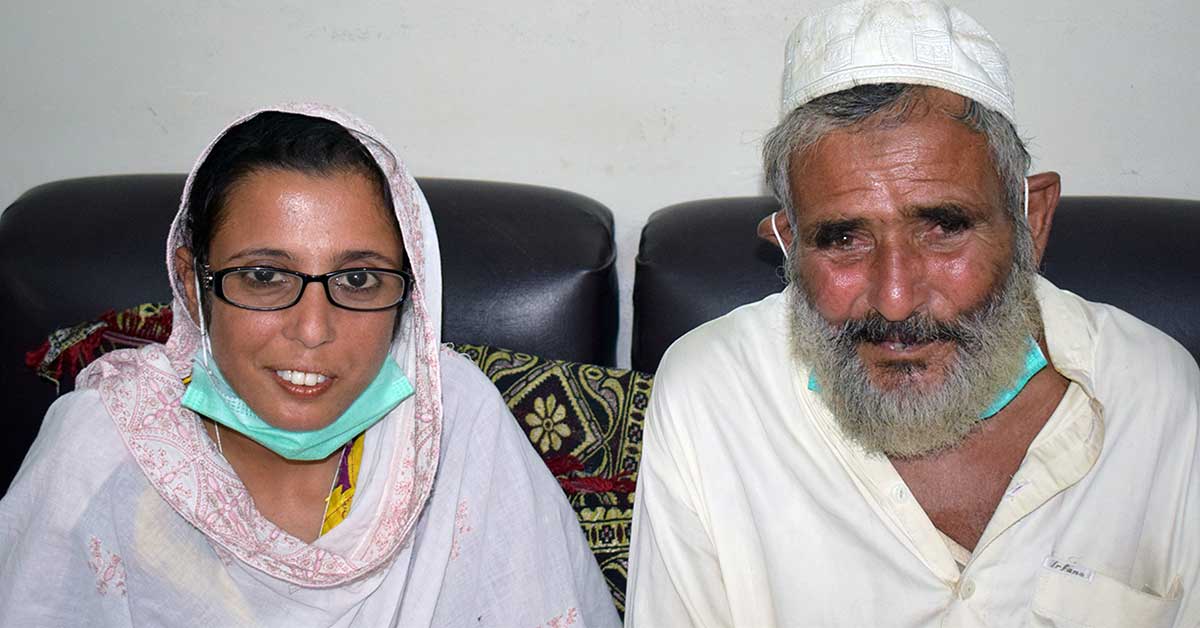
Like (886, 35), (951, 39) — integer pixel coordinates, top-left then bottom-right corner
(184, 167), (404, 432)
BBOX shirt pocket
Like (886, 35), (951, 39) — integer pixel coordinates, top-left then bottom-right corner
(1029, 568), (1181, 628)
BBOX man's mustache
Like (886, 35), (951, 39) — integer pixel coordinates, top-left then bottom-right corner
(834, 311), (977, 347)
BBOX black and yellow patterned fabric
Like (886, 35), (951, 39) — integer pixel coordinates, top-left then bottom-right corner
(28, 304), (650, 616)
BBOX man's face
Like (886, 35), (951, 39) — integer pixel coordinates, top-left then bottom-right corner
(786, 91), (1040, 457)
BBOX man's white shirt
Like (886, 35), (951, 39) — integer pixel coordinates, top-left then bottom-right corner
(626, 277), (1199, 627)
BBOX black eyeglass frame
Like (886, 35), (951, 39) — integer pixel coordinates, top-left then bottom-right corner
(200, 264), (414, 312)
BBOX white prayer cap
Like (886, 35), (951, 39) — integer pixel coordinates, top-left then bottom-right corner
(782, 0), (1016, 123)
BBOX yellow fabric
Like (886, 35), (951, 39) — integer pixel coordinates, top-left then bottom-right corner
(321, 434), (364, 536)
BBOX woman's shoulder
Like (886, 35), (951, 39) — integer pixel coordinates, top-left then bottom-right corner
(434, 346), (551, 460)
(34, 389), (125, 456)
(437, 346), (507, 409)
(76, 343), (184, 391)
(7, 389), (129, 506)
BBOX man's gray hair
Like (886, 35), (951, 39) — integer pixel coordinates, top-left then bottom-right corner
(763, 83), (1032, 233)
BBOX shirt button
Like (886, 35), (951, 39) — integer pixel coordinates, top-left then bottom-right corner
(891, 484), (909, 503)
(959, 578), (976, 600)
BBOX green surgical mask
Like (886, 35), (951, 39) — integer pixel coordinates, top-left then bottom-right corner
(977, 336), (1047, 419)
(182, 350), (413, 461)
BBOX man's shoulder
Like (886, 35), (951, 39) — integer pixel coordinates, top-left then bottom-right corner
(1077, 294), (1199, 391)
(1093, 304), (1200, 435)
(1042, 280), (1198, 385)
(1046, 284), (1200, 436)
(656, 291), (791, 384)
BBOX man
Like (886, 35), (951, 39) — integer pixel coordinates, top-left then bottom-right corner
(625, 1), (1199, 626)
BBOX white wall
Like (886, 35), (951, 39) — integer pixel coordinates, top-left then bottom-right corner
(3, 0), (1197, 366)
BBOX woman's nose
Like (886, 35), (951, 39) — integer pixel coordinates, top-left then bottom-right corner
(282, 283), (336, 348)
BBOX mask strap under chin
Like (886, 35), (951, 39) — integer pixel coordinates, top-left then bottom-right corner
(772, 212), (789, 260)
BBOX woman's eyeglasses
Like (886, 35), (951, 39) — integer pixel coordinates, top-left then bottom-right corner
(201, 265), (412, 311)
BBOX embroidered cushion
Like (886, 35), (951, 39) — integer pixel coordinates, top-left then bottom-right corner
(27, 303), (647, 616)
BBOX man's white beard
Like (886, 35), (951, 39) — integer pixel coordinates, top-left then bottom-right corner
(787, 239), (1043, 459)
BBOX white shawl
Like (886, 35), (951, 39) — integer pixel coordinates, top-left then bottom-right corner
(0, 104), (619, 628)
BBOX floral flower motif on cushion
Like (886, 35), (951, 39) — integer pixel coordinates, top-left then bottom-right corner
(525, 394), (572, 452)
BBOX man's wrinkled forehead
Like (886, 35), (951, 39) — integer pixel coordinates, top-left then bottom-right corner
(781, 0), (1016, 127)
(789, 101), (1005, 219)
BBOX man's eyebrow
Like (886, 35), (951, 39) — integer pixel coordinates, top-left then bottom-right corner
(908, 203), (981, 223)
(803, 217), (867, 244)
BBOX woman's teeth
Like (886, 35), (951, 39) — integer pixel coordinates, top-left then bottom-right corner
(276, 370), (328, 387)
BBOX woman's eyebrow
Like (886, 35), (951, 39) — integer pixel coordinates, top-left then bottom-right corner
(226, 247), (294, 263)
(334, 250), (403, 267)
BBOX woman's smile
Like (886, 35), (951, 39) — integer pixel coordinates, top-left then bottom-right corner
(274, 369), (330, 387)
(271, 368), (335, 400)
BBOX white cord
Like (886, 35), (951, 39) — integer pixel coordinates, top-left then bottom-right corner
(771, 212), (789, 260)
(1023, 178), (1030, 220)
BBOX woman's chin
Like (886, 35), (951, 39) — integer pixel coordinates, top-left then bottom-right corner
(256, 409), (342, 433)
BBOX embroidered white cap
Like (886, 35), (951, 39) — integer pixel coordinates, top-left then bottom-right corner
(782, 0), (1015, 123)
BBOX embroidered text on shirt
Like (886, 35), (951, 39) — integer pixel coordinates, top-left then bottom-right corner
(1043, 556), (1094, 582)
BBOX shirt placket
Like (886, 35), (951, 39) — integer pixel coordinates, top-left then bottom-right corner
(799, 375), (1105, 609)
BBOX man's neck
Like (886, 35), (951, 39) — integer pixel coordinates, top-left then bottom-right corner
(889, 340), (1069, 551)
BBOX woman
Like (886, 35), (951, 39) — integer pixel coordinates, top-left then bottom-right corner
(0, 104), (619, 627)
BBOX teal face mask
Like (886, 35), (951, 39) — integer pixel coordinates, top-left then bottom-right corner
(808, 335), (1048, 420)
(977, 336), (1047, 419)
(182, 349), (413, 461)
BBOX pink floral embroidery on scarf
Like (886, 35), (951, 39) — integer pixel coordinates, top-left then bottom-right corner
(533, 607), (578, 628)
(450, 500), (473, 560)
(87, 536), (127, 597)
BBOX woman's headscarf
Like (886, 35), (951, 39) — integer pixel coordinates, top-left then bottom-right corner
(79, 104), (444, 587)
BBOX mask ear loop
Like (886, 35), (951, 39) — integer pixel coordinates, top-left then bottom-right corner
(193, 262), (213, 369)
(771, 211), (789, 260)
(1023, 177), (1030, 221)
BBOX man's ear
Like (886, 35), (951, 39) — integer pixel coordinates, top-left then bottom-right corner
(1025, 171), (1061, 266)
(756, 210), (795, 251)
(173, 247), (201, 323)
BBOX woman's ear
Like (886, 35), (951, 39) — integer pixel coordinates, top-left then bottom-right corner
(174, 247), (201, 323)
